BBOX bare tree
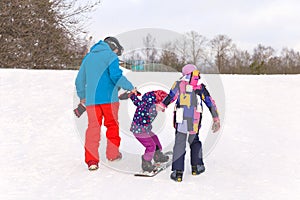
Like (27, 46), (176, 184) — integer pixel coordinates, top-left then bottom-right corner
(250, 44), (275, 74)
(160, 42), (183, 71)
(209, 34), (235, 73)
(280, 48), (300, 73)
(267, 56), (282, 74)
(143, 33), (158, 64)
(185, 31), (207, 66)
(174, 35), (190, 66)
(228, 48), (252, 73)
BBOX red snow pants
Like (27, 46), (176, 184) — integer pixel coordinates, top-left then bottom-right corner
(84, 103), (120, 164)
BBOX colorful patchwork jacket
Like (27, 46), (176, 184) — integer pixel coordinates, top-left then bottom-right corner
(162, 75), (219, 134)
(130, 91), (158, 134)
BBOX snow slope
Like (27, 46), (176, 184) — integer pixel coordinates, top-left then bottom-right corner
(0, 69), (300, 200)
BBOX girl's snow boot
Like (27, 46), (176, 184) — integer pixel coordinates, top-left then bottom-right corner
(191, 165), (205, 175)
(141, 156), (155, 172)
(154, 150), (169, 163)
(170, 170), (183, 182)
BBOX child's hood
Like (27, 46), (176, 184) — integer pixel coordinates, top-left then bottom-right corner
(141, 90), (168, 106)
(142, 91), (156, 106)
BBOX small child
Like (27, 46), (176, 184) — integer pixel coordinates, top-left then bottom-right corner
(125, 90), (170, 172)
(158, 64), (220, 182)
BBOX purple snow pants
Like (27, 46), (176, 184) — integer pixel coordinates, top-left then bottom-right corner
(134, 131), (162, 161)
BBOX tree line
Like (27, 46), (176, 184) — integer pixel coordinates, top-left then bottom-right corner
(1, 1), (299, 74)
(124, 32), (300, 74)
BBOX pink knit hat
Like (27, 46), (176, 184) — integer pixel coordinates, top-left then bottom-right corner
(182, 64), (197, 75)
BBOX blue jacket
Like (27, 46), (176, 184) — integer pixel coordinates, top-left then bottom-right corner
(75, 41), (134, 106)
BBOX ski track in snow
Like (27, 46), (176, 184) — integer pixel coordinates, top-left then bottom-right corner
(0, 69), (300, 200)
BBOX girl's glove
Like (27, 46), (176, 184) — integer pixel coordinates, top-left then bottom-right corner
(212, 118), (220, 133)
(74, 103), (86, 118)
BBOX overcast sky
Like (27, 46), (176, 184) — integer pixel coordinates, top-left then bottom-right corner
(84, 0), (300, 52)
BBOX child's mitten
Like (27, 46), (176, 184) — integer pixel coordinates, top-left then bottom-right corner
(212, 118), (220, 133)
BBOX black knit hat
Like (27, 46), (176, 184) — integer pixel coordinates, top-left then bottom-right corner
(104, 36), (124, 56)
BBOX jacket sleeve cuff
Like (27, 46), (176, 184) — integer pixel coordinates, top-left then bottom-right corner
(158, 102), (167, 109)
(213, 117), (220, 122)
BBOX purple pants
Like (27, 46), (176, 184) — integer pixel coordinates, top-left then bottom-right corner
(134, 131), (162, 161)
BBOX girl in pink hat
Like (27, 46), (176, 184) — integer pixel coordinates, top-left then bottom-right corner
(158, 64), (221, 182)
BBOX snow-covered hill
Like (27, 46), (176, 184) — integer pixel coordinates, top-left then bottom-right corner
(0, 69), (299, 200)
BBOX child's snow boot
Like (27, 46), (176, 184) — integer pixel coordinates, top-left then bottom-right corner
(191, 165), (205, 175)
(170, 170), (183, 182)
(153, 150), (169, 163)
(141, 156), (155, 172)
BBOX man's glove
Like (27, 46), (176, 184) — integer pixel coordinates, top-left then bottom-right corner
(212, 118), (220, 133)
(119, 91), (141, 100)
(74, 103), (86, 118)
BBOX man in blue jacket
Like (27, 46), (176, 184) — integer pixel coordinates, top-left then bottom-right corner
(75, 37), (136, 170)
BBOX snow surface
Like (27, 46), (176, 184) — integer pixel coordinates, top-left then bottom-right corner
(0, 69), (300, 200)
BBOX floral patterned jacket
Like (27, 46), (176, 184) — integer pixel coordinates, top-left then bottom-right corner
(130, 91), (158, 134)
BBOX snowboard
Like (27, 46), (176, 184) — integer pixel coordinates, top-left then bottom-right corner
(134, 151), (173, 177)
